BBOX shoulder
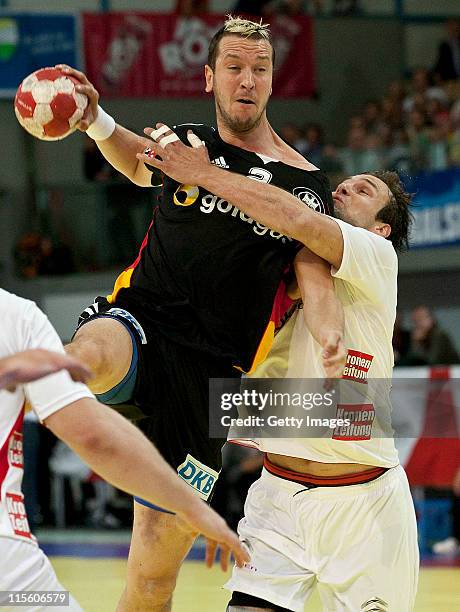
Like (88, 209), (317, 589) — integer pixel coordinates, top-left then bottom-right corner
(331, 218), (397, 267)
(0, 289), (39, 321)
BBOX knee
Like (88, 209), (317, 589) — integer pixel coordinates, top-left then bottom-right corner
(66, 329), (127, 394)
(127, 571), (178, 607)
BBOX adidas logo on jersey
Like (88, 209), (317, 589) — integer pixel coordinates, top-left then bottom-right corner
(211, 156), (229, 169)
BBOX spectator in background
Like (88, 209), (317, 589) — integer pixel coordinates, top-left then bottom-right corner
(381, 125), (411, 174)
(381, 95), (404, 131)
(403, 67), (448, 115)
(406, 108), (431, 172)
(448, 99), (460, 166)
(303, 122), (325, 167)
(339, 124), (384, 175)
(392, 310), (411, 366)
(407, 306), (460, 366)
(362, 99), (382, 134)
(280, 122), (308, 155)
(433, 19), (460, 83)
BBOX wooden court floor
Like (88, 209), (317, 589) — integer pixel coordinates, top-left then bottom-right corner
(53, 558), (460, 611)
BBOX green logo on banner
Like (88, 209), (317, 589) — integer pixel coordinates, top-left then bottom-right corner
(0, 19), (19, 62)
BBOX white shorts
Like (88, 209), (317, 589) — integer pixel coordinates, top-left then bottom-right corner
(225, 465), (419, 612)
(0, 538), (82, 611)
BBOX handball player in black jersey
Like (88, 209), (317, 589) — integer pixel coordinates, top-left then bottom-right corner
(62, 16), (342, 611)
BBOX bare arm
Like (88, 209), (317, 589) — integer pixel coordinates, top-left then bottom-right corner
(96, 124), (154, 187)
(0, 349), (92, 391)
(45, 398), (249, 570)
(294, 248), (346, 377)
(138, 127), (344, 267)
(57, 65), (153, 186)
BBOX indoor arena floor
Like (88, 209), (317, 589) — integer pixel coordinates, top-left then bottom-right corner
(45, 532), (460, 612)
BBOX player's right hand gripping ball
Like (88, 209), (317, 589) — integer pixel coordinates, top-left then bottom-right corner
(14, 67), (88, 141)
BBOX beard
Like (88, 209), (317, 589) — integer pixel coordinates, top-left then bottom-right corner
(215, 92), (266, 134)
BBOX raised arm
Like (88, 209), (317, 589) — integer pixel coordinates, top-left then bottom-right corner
(57, 65), (154, 187)
(137, 126), (344, 266)
(294, 248), (345, 377)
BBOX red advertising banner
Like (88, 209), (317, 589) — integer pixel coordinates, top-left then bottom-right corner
(82, 13), (315, 98)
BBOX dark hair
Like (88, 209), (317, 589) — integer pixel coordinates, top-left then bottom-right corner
(368, 170), (414, 252)
(207, 16), (275, 71)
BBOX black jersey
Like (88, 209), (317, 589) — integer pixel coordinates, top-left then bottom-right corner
(108, 124), (333, 372)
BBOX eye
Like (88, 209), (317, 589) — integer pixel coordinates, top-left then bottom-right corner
(257, 67), (267, 72)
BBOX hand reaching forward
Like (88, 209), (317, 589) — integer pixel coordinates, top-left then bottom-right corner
(0, 349), (93, 391)
(178, 501), (249, 572)
(137, 123), (212, 185)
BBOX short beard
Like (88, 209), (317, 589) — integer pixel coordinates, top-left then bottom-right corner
(215, 95), (265, 134)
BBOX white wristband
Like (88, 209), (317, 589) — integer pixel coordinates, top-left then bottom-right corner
(86, 105), (116, 141)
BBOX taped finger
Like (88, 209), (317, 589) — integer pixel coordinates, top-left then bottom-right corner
(150, 124), (171, 140)
(159, 132), (180, 148)
(187, 132), (204, 148)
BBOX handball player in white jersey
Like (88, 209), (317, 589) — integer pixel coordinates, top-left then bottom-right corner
(138, 130), (418, 611)
(0, 289), (247, 610)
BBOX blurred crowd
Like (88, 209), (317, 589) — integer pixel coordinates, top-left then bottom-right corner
(393, 305), (460, 367)
(279, 20), (460, 177)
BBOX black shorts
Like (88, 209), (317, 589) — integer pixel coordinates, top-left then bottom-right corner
(76, 296), (241, 501)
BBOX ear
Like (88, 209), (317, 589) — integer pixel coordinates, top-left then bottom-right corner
(205, 65), (213, 93)
(373, 223), (391, 239)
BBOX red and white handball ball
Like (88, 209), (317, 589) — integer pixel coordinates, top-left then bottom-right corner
(14, 67), (88, 141)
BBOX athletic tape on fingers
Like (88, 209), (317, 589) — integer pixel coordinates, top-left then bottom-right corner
(159, 133), (180, 147)
(187, 132), (204, 148)
(150, 125), (171, 140)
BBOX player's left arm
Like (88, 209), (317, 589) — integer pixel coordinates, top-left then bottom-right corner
(138, 126), (344, 268)
(0, 349), (92, 391)
(294, 248), (346, 378)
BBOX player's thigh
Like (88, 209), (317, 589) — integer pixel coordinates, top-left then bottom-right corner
(317, 467), (419, 611)
(126, 501), (196, 580)
(69, 317), (133, 391)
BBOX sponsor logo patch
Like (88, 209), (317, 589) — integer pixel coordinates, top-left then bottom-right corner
(8, 431), (23, 469)
(6, 492), (35, 541)
(332, 404), (375, 441)
(342, 349), (373, 384)
(177, 454), (219, 501)
(293, 187), (325, 213)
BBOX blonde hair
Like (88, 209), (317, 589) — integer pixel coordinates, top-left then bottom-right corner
(207, 15), (274, 69)
(223, 15), (271, 40)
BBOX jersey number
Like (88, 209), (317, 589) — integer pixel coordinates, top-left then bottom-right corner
(247, 168), (273, 184)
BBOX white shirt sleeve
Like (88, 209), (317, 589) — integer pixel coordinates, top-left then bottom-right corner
(330, 217), (398, 303)
(21, 301), (94, 422)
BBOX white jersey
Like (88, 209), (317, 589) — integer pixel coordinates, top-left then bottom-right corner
(242, 218), (399, 467)
(0, 289), (94, 544)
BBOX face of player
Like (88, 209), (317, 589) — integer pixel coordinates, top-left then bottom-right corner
(205, 35), (273, 133)
(332, 174), (392, 238)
